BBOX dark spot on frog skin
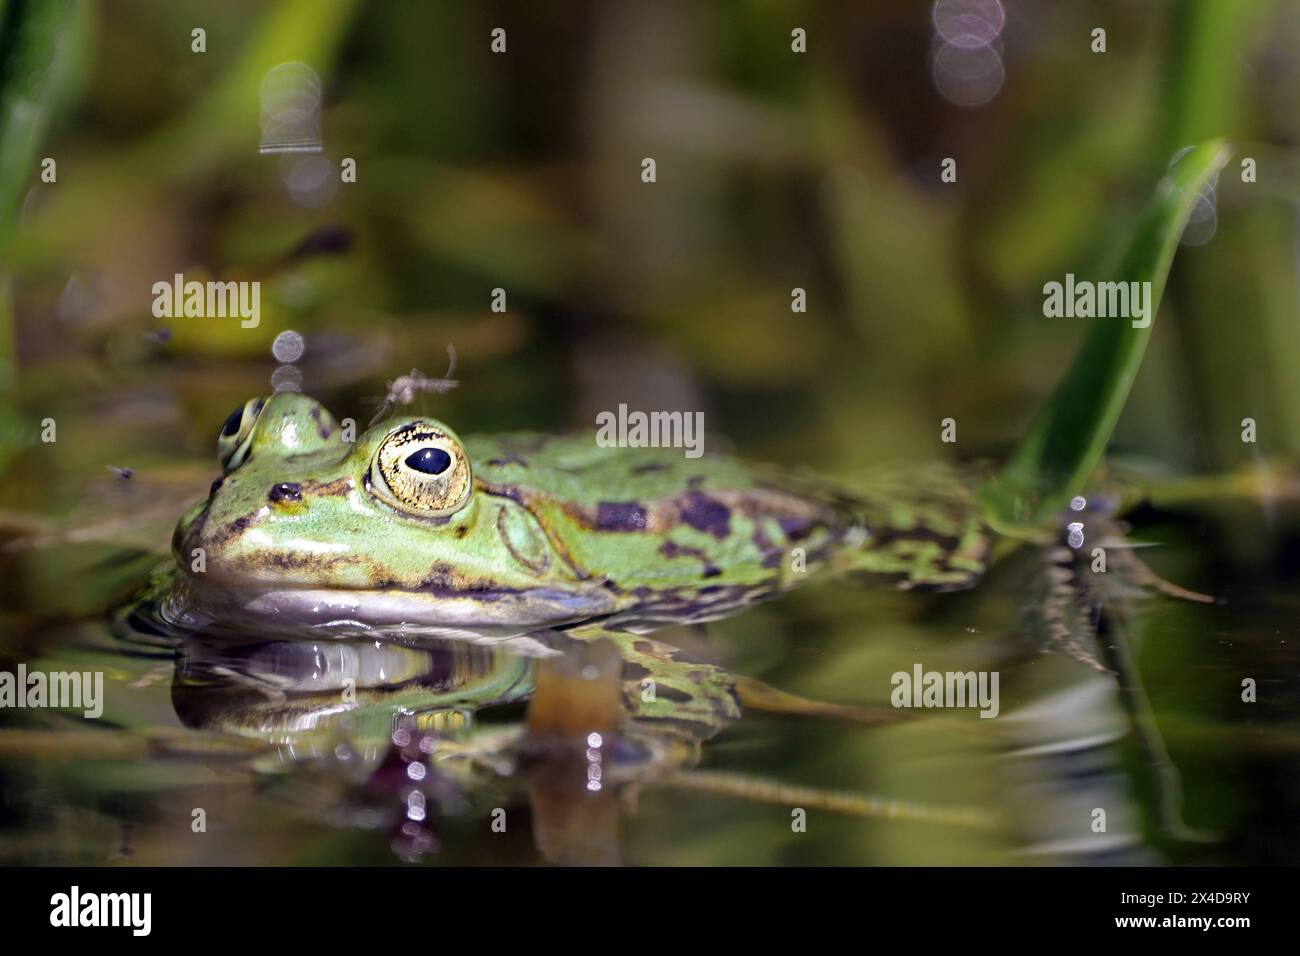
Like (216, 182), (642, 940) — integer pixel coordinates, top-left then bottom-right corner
(778, 514), (815, 541)
(632, 462), (668, 475)
(659, 540), (722, 578)
(679, 492), (731, 539)
(219, 511), (259, 540)
(207, 535), (353, 575)
(621, 662), (653, 681)
(309, 405), (334, 439)
(751, 525), (787, 568)
(305, 476), (352, 496)
(596, 501), (649, 531)
(268, 482), (303, 503)
(255, 551), (351, 573)
(209, 477), (224, 497)
(651, 684), (693, 703)
(414, 562), (466, 590)
(487, 453), (528, 467)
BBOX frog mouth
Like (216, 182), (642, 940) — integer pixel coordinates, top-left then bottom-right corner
(179, 573), (621, 646)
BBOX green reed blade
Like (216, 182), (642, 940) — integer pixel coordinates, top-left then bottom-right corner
(980, 139), (1232, 534)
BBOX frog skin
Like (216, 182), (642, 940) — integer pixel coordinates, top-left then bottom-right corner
(167, 391), (993, 642)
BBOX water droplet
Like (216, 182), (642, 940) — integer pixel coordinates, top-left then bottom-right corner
(259, 62), (322, 154)
(272, 329), (305, 363)
(931, 38), (1005, 107)
(932, 0), (1005, 45)
(270, 364), (303, 393)
(282, 154), (337, 208)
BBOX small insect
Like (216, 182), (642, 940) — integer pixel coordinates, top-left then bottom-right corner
(369, 344), (459, 427)
(106, 465), (135, 480)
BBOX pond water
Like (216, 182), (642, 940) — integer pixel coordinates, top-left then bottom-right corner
(2, 443), (1294, 866)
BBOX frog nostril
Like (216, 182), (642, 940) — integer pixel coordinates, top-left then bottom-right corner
(268, 482), (303, 503)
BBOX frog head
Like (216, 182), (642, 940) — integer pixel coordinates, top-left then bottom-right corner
(174, 393), (618, 634)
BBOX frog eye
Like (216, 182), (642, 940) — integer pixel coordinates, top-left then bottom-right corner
(369, 423), (473, 517)
(217, 397), (267, 473)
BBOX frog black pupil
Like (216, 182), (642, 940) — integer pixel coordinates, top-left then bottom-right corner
(406, 448), (451, 475)
(221, 407), (244, 437)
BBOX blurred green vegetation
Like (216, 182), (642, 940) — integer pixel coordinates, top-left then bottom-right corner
(0, 0), (1293, 502)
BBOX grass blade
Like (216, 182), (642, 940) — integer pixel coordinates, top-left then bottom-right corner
(979, 139), (1232, 533)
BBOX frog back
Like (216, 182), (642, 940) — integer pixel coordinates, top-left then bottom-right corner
(467, 434), (990, 617)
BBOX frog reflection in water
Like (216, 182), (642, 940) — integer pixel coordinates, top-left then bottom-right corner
(139, 389), (1202, 859)
(169, 630), (754, 863)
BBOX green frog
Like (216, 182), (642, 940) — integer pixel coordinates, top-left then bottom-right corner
(167, 391), (994, 640)
(120, 390), (994, 824)
(117, 385), (1220, 856)
(156, 390), (1005, 727)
